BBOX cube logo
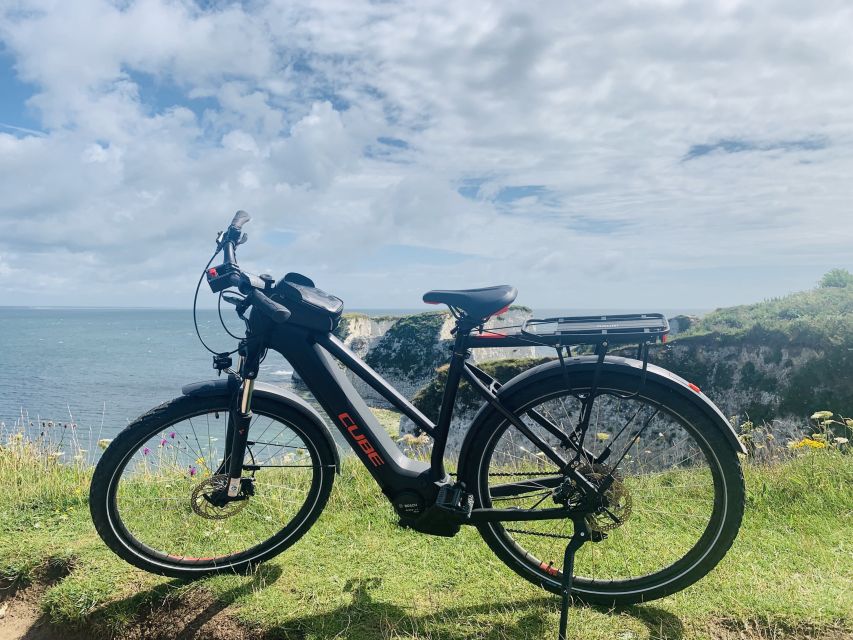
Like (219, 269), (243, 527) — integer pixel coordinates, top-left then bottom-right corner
(338, 413), (385, 467)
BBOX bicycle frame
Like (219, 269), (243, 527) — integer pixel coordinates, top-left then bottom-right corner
(232, 310), (588, 527)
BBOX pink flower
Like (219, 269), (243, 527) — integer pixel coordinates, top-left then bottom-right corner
(169, 432), (176, 439)
(160, 439), (167, 447)
(189, 466), (197, 477)
(142, 447), (150, 456)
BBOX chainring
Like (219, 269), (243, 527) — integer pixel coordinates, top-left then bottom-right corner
(190, 474), (248, 520)
(576, 463), (633, 532)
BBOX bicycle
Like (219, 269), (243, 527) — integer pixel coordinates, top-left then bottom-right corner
(90, 211), (746, 640)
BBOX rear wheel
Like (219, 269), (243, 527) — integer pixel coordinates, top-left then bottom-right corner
(90, 394), (336, 578)
(460, 365), (744, 605)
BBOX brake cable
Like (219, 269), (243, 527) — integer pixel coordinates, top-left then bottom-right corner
(218, 291), (248, 340)
(192, 246), (240, 357)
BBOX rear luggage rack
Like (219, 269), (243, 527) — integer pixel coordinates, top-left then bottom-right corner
(521, 313), (669, 346)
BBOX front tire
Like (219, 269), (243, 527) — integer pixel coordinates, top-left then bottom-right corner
(460, 362), (744, 606)
(90, 394), (336, 579)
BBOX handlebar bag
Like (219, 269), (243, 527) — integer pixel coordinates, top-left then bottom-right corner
(272, 273), (343, 332)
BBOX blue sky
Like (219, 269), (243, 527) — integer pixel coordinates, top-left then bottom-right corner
(0, 1), (851, 310)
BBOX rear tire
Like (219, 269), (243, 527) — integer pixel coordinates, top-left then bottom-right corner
(90, 394), (336, 579)
(459, 362), (744, 606)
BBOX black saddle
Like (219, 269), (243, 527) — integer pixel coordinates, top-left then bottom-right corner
(422, 285), (518, 320)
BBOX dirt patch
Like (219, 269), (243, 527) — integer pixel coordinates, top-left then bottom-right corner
(0, 554), (264, 640)
(117, 589), (254, 640)
(0, 582), (254, 640)
(0, 582), (87, 640)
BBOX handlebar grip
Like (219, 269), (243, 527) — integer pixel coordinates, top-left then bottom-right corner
(230, 210), (251, 231)
(248, 289), (291, 323)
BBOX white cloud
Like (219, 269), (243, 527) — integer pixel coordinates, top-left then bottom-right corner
(0, 0), (851, 309)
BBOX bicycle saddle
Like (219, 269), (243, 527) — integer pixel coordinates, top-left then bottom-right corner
(423, 285), (517, 320)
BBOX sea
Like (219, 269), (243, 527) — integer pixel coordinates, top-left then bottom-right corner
(0, 306), (706, 458)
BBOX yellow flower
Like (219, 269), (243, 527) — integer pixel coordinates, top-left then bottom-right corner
(196, 456), (206, 465)
(97, 439), (112, 450)
(596, 433), (610, 441)
(791, 437), (827, 449)
(810, 411), (833, 421)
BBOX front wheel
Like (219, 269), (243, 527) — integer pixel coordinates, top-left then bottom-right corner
(460, 363), (745, 606)
(90, 394), (336, 578)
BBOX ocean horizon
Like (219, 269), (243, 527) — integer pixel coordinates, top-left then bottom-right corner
(0, 305), (710, 459)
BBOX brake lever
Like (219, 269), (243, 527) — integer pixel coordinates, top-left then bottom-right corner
(237, 233), (248, 245)
(222, 293), (243, 306)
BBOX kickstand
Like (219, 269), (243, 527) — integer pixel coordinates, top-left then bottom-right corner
(557, 516), (591, 640)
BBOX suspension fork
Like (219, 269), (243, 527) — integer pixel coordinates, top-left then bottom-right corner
(222, 337), (264, 496)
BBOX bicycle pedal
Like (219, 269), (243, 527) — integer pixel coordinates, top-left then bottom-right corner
(435, 483), (474, 518)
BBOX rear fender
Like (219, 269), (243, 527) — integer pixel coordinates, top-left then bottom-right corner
(181, 377), (341, 473)
(457, 356), (745, 473)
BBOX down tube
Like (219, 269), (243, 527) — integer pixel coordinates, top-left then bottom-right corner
(269, 327), (431, 495)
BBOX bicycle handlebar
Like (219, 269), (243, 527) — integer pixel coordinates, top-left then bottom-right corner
(230, 210), (251, 231)
(247, 288), (291, 323)
(207, 211), (292, 324)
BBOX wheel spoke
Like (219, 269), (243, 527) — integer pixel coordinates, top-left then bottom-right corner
(476, 384), (726, 587)
(110, 405), (325, 565)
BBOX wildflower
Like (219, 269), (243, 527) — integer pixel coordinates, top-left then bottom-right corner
(13, 433), (23, 441)
(835, 437), (849, 445)
(790, 437), (826, 449)
(160, 439), (167, 447)
(810, 411), (833, 421)
(48, 451), (65, 459)
(143, 447), (151, 456)
(169, 432), (176, 439)
(596, 432), (610, 441)
(97, 438), (112, 450)
(195, 456), (205, 465)
(189, 466), (197, 477)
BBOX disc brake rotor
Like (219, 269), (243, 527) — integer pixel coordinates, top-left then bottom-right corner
(190, 474), (248, 520)
(576, 463), (633, 532)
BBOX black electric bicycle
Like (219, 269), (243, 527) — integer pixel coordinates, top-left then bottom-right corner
(91, 211), (745, 640)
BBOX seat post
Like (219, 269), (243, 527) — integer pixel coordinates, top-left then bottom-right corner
(429, 317), (477, 480)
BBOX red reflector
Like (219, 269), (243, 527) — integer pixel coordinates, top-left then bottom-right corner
(478, 331), (507, 339)
(208, 268), (218, 277)
(688, 382), (701, 393)
(662, 334), (668, 343)
(485, 305), (511, 320)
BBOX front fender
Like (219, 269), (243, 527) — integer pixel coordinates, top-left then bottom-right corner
(181, 377), (341, 472)
(458, 356), (745, 472)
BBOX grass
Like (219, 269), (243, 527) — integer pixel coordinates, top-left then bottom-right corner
(676, 276), (853, 349)
(1, 440), (851, 639)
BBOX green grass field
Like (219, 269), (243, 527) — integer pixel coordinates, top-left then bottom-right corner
(1, 440), (851, 640)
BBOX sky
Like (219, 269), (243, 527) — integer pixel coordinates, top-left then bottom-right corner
(0, 0), (851, 311)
